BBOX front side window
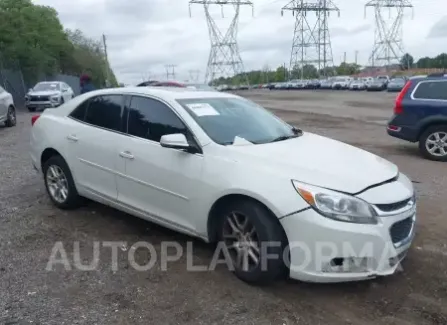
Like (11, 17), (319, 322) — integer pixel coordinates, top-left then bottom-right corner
(413, 81), (447, 100)
(127, 96), (188, 142)
(176, 97), (298, 145)
(33, 82), (60, 91)
(84, 95), (124, 131)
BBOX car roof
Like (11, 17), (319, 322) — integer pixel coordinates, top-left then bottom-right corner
(82, 86), (236, 100)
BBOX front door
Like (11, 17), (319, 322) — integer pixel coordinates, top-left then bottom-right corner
(64, 94), (127, 201)
(116, 95), (204, 232)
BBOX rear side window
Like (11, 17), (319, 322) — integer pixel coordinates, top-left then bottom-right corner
(70, 100), (89, 121)
(413, 81), (447, 100)
(84, 95), (124, 131)
(127, 96), (187, 142)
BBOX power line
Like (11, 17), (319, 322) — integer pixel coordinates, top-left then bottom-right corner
(365, 0), (413, 68)
(189, 0), (253, 85)
(281, 0), (340, 79)
(188, 69), (201, 82)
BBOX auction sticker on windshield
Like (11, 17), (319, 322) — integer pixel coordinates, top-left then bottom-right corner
(186, 103), (219, 117)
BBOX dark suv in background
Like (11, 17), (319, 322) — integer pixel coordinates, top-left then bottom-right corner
(387, 76), (447, 161)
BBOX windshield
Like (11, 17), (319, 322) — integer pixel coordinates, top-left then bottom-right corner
(176, 97), (299, 145)
(377, 76), (388, 80)
(33, 82), (60, 91)
(390, 78), (405, 83)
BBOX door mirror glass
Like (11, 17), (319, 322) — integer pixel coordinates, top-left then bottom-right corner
(160, 133), (190, 150)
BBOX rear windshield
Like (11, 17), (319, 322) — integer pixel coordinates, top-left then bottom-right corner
(413, 81), (447, 100)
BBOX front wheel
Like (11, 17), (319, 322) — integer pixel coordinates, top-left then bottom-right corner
(43, 155), (82, 209)
(419, 125), (447, 161)
(5, 106), (16, 127)
(217, 200), (287, 285)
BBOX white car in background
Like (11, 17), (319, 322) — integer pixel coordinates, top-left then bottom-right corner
(349, 79), (367, 90)
(26, 81), (74, 112)
(30, 87), (416, 285)
(0, 85), (16, 127)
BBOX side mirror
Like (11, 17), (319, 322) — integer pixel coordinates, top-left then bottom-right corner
(160, 133), (190, 150)
(28, 88), (33, 93)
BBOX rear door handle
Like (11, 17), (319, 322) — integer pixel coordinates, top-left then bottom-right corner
(119, 151), (134, 160)
(66, 134), (78, 142)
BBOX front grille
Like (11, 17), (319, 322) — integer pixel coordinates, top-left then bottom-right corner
(376, 198), (412, 212)
(30, 95), (49, 102)
(390, 217), (414, 244)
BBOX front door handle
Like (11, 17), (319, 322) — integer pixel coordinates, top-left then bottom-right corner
(66, 134), (78, 142)
(119, 151), (134, 160)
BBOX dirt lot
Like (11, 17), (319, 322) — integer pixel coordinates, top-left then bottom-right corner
(1, 90), (446, 325)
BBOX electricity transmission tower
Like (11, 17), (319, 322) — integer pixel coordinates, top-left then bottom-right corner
(282, 0), (339, 79)
(165, 64), (177, 80)
(188, 69), (201, 82)
(189, 0), (253, 85)
(365, 0), (413, 67)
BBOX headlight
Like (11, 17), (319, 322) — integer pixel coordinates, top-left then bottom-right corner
(292, 180), (378, 224)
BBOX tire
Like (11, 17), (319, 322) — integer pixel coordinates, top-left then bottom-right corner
(216, 199), (287, 285)
(43, 155), (82, 209)
(418, 125), (447, 162)
(27, 106), (36, 112)
(5, 106), (16, 127)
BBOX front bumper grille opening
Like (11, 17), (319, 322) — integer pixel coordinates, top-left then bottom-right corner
(390, 217), (413, 244)
(376, 198), (412, 212)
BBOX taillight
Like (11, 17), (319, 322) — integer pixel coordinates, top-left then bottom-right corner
(31, 114), (40, 126)
(394, 81), (412, 115)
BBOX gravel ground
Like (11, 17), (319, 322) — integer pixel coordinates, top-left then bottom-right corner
(1, 90), (446, 325)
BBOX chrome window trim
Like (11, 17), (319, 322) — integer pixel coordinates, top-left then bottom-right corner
(410, 79), (447, 102)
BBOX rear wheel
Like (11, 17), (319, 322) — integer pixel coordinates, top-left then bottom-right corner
(5, 106), (16, 127)
(216, 199), (287, 285)
(419, 125), (447, 161)
(43, 155), (82, 209)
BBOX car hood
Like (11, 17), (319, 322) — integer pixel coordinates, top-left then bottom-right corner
(28, 90), (61, 96)
(227, 132), (399, 194)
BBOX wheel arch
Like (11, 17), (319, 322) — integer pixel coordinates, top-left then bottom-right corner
(206, 193), (289, 245)
(41, 147), (64, 170)
(417, 118), (447, 140)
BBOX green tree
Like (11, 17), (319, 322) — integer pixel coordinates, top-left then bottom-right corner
(400, 53), (414, 70)
(0, 0), (118, 87)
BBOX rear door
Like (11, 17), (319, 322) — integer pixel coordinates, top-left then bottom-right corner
(65, 94), (127, 201)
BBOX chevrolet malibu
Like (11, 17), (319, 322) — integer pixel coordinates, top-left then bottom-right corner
(30, 87), (416, 284)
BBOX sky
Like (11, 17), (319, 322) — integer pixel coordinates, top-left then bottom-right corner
(33, 0), (447, 84)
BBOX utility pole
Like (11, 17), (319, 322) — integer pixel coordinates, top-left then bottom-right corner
(189, 0), (253, 86)
(102, 34), (110, 87)
(355, 50), (359, 65)
(343, 51), (347, 63)
(165, 64), (177, 80)
(282, 0), (340, 78)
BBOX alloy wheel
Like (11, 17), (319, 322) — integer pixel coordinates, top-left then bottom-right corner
(222, 212), (260, 272)
(425, 131), (447, 157)
(46, 165), (69, 203)
(8, 107), (16, 125)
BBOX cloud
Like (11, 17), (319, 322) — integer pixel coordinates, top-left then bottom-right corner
(427, 16), (447, 38)
(33, 0), (447, 84)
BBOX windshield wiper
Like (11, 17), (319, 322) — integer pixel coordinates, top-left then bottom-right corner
(269, 127), (303, 143)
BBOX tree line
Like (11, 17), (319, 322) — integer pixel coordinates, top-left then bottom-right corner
(214, 52), (447, 86)
(0, 0), (117, 88)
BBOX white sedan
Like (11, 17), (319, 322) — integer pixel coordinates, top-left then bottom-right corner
(30, 87), (416, 284)
(0, 85), (16, 127)
(26, 81), (75, 112)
